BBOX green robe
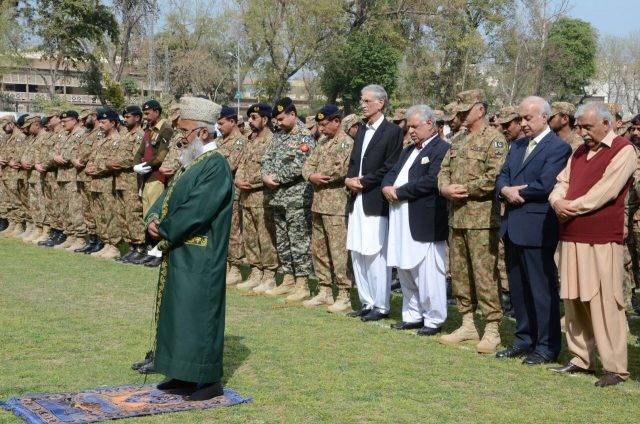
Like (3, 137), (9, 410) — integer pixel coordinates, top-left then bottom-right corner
(146, 150), (233, 383)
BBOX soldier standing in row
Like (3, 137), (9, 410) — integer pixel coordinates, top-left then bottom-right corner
(262, 97), (316, 301)
(438, 89), (508, 354)
(1, 115), (27, 236)
(22, 116), (49, 242)
(216, 106), (248, 285)
(301, 104), (354, 313)
(233, 104), (279, 293)
(548, 102), (583, 151)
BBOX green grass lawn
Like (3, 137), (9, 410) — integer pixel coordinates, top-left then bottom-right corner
(1, 237), (640, 423)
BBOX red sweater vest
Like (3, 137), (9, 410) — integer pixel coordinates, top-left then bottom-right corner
(560, 136), (631, 244)
(143, 130), (167, 186)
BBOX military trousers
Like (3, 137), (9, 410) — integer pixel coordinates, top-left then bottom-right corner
(90, 191), (121, 245)
(28, 179), (46, 226)
(311, 212), (351, 291)
(450, 227), (503, 322)
(228, 198), (245, 266)
(116, 188), (145, 244)
(0, 177), (13, 216)
(271, 205), (313, 277)
(78, 182), (96, 235)
(61, 181), (87, 237)
(11, 179), (29, 222)
(241, 205), (278, 272)
(498, 236), (509, 292)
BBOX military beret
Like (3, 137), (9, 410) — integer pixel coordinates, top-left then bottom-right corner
(392, 108), (406, 122)
(631, 113), (640, 125)
(142, 99), (162, 112)
(97, 109), (120, 122)
(273, 97), (296, 116)
(315, 104), (342, 122)
(441, 102), (458, 122)
(178, 96), (221, 124)
(219, 106), (238, 120)
(455, 89), (486, 112)
(21, 115), (41, 128)
(16, 114), (29, 127)
(496, 106), (520, 124)
(123, 105), (143, 116)
(40, 116), (49, 126)
(341, 114), (361, 132)
(78, 109), (94, 120)
(60, 110), (79, 120)
(247, 103), (272, 118)
(550, 102), (576, 118)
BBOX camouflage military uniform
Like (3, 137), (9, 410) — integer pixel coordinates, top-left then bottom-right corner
(565, 131), (584, 151)
(235, 129), (278, 273)
(160, 133), (182, 178)
(262, 121), (316, 277)
(438, 123), (508, 322)
(301, 130), (353, 294)
(87, 131), (120, 245)
(15, 133), (32, 224)
(111, 126), (145, 245)
(25, 129), (49, 228)
(42, 128), (66, 231)
(0, 130), (9, 218)
(75, 127), (102, 236)
(4, 130), (27, 223)
(623, 156), (640, 309)
(218, 131), (248, 267)
(57, 126), (87, 237)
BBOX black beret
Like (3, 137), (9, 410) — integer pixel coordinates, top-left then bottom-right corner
(632, 113), (640, 125)
(273, 97), (296, 116)
(219, 106), (238, 120)
(247, 103), (272, 118)
(142, 99), (162, 112)
(97, 109), (119, 122)
(123, 105), (143, 116)
(59, 110), (79, 120)
(315, 104), (342, 122)
(40, 116), (49, 126)
(16, 114), (29, 127)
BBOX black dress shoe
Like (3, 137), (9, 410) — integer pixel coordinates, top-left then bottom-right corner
(132, 351), (154, 371)
(391, 320), (423, 330)
(145, 256), (163, 267)
(131, 254), (154, 265)
(123, 251), (146, 264)
(595, 372), (624, 387)
(522, 352), (555, 366)
(417, 326), (442, 336)
(496, 346), (530, 359)
(53, 233), (67, 246)
(156, 379), (197, 391)
(186, 382), (223, 401)
(85, 241), (104, 254)
(117, 249), (136, 263)
(361, 309), (389, 322)
(347, 307), (371, 318)
(39, 237), (56, 247)
(549, 362), (595, 375)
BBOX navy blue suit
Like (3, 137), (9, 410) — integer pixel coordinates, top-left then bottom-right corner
(495, 129), (571, 359)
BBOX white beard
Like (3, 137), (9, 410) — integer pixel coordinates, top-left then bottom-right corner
(179, 137), (205, 166)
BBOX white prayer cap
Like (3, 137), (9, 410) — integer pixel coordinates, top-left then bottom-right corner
(178, 96), (222, 125)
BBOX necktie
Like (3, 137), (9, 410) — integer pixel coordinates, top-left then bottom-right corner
(523, 138), (537, 161)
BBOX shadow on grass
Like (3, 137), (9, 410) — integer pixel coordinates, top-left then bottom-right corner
(223, 335), (250, 384)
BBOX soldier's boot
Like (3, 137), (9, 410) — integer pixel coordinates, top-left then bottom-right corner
(476, 321), (501, 354)
(236, 268), (263, 291)
(265, 274), (296, 296)
(285, 277), (311, 303)
(439, 313), (480, 346)
(24, 226), (42, 242)
(23, 223), (39, 241)
(302, 286), (334, 308)
(90, 243), (109, 257)
(327, 290), (353, 314)
(55, 235), (76, 249)
(32, 226), (50, 244)
(252, 269), (277, 294)
(226, 264), (244, 287)
(99, 244), (121, 260)
(66, 237), (86, 252)
(9, 222), (25, 237)
(15, 222), (30, 238)
(0, 221), (16, 236)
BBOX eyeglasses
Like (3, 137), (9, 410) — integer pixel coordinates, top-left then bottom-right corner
(176, 127), (204, 148)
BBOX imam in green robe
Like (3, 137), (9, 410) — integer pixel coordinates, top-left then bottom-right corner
(145, 149), (233, 384)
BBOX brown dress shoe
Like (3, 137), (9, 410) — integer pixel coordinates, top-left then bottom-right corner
(549, 362), (595, 375)
(595, 372), (624, 387)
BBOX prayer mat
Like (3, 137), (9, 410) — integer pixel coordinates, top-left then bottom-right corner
(1, 384), (251, 423)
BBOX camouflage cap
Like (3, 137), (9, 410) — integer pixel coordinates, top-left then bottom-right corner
(434, 109), (445, 123)
(496, 106), (520, 124)
(341, 113), (360, 133)
(550, 101), (576, 117)
(79, 108), (95, 120)
(441, 102), (458, 122)
(622, 112), (635, 123)
(606, 103), (623, 118)
(21, 115), (41, 129)
(455, 89), (486, 112)
(0, 114), (15, 125)
(45, 108), (63, 118)
(392, 108), (406, 122)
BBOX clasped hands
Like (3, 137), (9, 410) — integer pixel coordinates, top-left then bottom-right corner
(552, 198), (578, 223)
(148, 218), (162, 241)
(500, 184), (528, 205)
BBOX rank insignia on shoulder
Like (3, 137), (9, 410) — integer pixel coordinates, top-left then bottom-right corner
(300, 143), (310, 153)
(494, 140), (504, 148)
(340, 142), (349, 149)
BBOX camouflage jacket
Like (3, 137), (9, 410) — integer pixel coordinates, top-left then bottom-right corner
(438, 123), (507, 229)
(75, 127), (103, 183)
(87, 131), (117, 194)
(235, 129), (273, 208)
(57, 126), (86, 183)
(17, 134), (34, 181)
(218, 131), (247, 172)
(565, 131), (584, 151)
(301, 130), (353, 216)
(160, 133), (182, 177)
(110, 126), (143, 192)
(2, 131), (25, 186)
(26, 131), (49, 183)
(261, 121), (315, 209)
